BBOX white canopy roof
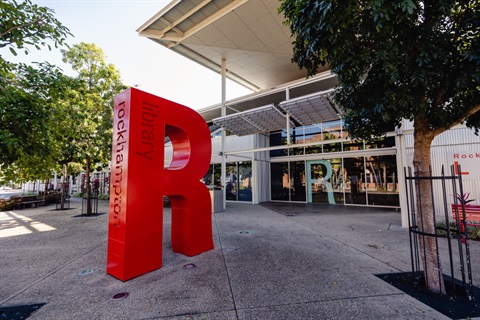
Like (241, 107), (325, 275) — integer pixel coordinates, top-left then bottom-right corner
(137, 0), (329, 92)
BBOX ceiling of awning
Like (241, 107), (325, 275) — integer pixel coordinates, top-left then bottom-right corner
(137, 0), (329, 92)
(279, 90), (343, 126)
(212, 104), (291, 136)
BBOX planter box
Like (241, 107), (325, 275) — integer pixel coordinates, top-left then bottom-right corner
(210, 189), (224, 213)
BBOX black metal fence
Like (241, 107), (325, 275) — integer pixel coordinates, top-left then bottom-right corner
(405, 165), (474, 300)
(81, 193), (99, 215)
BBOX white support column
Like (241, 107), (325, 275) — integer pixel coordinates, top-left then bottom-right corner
(251, 135), (258, 204)
(286, 87), (291, 145)
(395, 123), (408, 228)
(286, 114), (291, 145)
(221, 58), (227, 210)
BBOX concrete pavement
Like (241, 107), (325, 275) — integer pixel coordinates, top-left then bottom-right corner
(1, 199), (479, 319)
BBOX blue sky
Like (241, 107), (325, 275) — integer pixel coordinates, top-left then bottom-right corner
(7, 0), (252, 110)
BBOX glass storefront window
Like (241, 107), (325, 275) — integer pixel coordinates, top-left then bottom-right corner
(270, 155), (399, 208)
(202, 163), (222, 187)
(202, 165), (214, 186)
(343, 139), (364, 151)
(303, 124), (322, 154)
(226, 163), (238, 201)
(238, 162), (252, 202)
(270, 131), (288, 157)
(365, 136), (395, 149)
(306, 158), (343, 204)
(223, 162), (252, 202)
(271, 162), (289, 201)
(322, 121), (342, 153)
(290, 161), (306, 201)
(365, 155), (399, 206)
(269, 121), (397, 157)
(290, 127), (305, 155)
(264, 116), (400, 208)
(343, 157), (367, 205)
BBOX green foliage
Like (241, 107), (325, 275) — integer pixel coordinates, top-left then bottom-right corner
(61, 43), (126, 166)
(1, 0), (73, 182)
(437, 220), (480, 240)
(72, 192), (85, 198)
(98, 193), (110, 200)
(0, 0), (71, 72)
(279, 0), (480, 139)
(60, 43), (125, 214)
(0, 62), (75, 181)
(72, 192), (108, 200)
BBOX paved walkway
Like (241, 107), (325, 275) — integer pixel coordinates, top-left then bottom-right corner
(1, 199), (479, 319)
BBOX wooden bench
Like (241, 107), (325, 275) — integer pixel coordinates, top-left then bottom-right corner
(11, 195), (45, 209)
(451, 204), (480, 232)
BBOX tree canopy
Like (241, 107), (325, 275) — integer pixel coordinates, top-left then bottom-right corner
(61, 42), (125, 214)
(61, 42), (125, 167)
(1, 1), (124, 195)
(0, 0), (71, 71)
(280, 0), (480, 139)
(1, 0), (72, 178)
(0, 62), (72, 180)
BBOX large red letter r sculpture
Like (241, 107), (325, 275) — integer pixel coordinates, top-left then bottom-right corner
(107, 88), (213, 281)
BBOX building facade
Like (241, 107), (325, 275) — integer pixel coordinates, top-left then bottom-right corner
(144, 0), (480, 227)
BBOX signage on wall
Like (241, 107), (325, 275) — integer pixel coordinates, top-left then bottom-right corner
(448, 151), (480, 181)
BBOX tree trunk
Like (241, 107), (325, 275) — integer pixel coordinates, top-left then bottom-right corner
(86, 157), (92, 215)
(413, 115), (446, 295)
(60, 164), (67, 210)
(43, 178), (49, 200)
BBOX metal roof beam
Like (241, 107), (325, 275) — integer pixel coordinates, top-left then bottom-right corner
(146, 0), (248, 47)
(157, 0), (212, 38)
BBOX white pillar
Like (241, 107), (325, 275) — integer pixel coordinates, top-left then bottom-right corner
(395, 124), (409, 228)
(286, 114), (291, 145)
(285, 87), (291, 145)
(221, 58), (227, 210)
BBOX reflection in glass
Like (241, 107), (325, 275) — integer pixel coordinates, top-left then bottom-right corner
(202, 165), (214, 186)
(365, 136), (395, 149)
(271, 162), (289, 201)
(270, 131), (288, 157)
(322, 121), (342, 153)
(304, 124), (323, 154)
(238, 162), (252, 202)
(290, 161), (306, 201)
(343, 157), (367, 205)
(202, 163), (223, 187)
(213, 163), (221, 186)
(226, 163), (237, 201)
(365, 155), (399, 206)
(343, 139), (364, 151)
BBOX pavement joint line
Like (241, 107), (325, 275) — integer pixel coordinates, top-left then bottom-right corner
(135, 307), (239, 320)
(213, 212), (239, 319)
(234, 292), (407, 311)
(0, 240), (107, 306)
(270, 210), (406, 273)
(132, 292), (406, 319)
